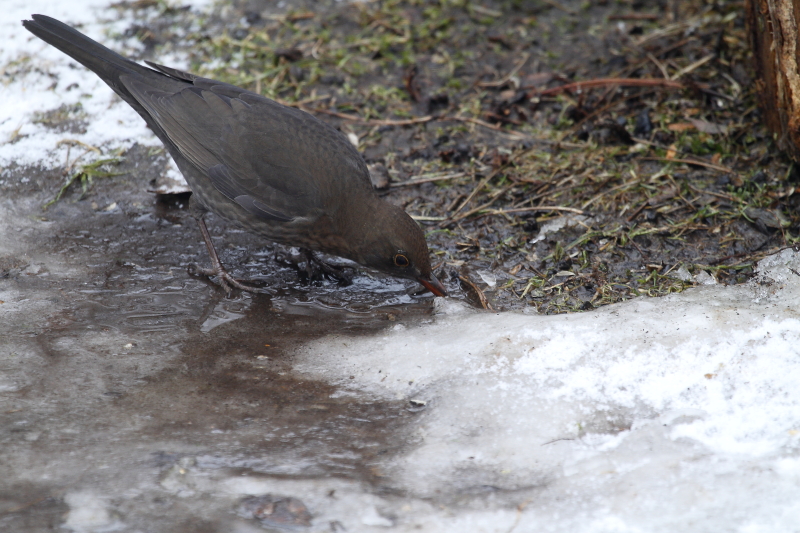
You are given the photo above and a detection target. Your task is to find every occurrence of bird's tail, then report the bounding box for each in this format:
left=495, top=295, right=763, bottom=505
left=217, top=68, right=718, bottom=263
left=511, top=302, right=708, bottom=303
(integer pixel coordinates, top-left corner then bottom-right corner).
left=22, top=14, right=158, bottom=109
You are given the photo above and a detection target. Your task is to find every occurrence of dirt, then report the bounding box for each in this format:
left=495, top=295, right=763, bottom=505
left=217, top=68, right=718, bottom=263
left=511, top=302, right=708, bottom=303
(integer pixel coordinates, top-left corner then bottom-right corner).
left=61, top=0, right=792, bottom=313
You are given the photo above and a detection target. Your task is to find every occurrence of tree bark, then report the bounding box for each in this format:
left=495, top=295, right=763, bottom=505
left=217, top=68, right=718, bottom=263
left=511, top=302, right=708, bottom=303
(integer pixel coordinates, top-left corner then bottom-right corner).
left=746, top=0, right=800, bottom=160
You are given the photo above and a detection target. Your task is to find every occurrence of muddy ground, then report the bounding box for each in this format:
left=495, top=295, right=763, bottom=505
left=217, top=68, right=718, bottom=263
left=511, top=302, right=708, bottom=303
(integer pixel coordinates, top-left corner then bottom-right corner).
left=14, top=0, right=799, bottom=313
left=153, top=0, right=796, bottom=311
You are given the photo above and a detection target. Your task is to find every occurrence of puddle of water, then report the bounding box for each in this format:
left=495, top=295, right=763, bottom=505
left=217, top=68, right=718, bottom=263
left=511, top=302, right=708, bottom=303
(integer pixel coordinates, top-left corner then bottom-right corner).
left=1, top=170, right=445, bottom=532
left=198, top=295, right=252, bottom=333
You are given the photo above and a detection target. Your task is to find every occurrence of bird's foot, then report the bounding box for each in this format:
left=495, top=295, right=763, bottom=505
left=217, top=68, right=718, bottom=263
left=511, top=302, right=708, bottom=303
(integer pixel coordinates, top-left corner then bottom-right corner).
left=276, top=249, right=353, bottom=286
left=187, top=263, right=262, bottom=295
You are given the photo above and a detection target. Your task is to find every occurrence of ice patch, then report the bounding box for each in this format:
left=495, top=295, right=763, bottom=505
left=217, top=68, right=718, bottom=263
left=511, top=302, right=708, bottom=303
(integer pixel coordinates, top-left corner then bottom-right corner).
left=293, top=249, right=800, bottom=530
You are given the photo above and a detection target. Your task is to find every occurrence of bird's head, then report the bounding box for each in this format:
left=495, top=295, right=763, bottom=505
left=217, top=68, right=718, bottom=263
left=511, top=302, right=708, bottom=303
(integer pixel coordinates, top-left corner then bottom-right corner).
left=356, top=203, right=447, bottom=297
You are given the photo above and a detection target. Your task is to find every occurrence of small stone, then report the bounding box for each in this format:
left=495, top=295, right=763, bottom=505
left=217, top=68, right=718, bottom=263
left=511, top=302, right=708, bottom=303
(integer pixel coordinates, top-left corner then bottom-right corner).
left=238, top=495, right=312, bottom=528
left=368, top=163, right=391, bottom=190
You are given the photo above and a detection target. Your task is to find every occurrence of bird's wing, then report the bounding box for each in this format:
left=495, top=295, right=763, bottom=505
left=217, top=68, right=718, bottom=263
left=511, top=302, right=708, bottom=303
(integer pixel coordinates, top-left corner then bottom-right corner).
left=122, top=75, right=363, bottom=222
left=144, top=61, right=200, bottom=83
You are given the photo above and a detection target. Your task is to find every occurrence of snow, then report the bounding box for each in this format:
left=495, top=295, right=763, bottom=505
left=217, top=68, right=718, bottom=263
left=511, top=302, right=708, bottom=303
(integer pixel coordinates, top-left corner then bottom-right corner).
left=0, top=0, right=208, bottom=175
left=293, top=249, right=800, bottom=531
left=3, top=1, right=800, bottom=531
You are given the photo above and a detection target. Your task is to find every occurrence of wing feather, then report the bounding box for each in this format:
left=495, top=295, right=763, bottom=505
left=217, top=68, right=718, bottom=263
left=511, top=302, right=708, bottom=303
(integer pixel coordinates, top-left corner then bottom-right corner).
left=120, top=73, right=372, bottom=223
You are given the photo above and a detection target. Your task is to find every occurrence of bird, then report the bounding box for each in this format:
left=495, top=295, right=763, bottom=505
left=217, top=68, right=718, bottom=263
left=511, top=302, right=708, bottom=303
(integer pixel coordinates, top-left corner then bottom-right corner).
left=22, top=14, right=447, bottom=297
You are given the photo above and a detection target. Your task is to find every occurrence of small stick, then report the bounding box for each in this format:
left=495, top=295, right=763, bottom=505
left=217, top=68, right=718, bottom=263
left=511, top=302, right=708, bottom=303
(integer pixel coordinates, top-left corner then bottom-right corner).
left=477, top=53, right=530, bottom=88
left=56, top=139, right=101, bottom=153
left=640, top=156, right=734, bottom=174
left=488, top=206, right=586, bottom=216
left=537, top=77, right=683, bottom=96
left=671, top=54, right=714, bottom=79
left=459, top=275, right=493, bottom=310
left=626, top=202, right=649, bottom=222
left=449, top=184, right=516, bottom=223
left=608, top=13, right=659, bottom=21
left=303, top=106, right=434, bottom=126
left=685, top=183, right=746, bottom=204
left=390, top=172, right=468, bottom=188
left=450, top=116, right=530, bottom=140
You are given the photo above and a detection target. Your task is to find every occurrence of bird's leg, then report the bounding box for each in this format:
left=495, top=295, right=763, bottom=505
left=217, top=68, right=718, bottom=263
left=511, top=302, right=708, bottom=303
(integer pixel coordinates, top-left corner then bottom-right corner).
left=188, top=215, right=259, bottom=294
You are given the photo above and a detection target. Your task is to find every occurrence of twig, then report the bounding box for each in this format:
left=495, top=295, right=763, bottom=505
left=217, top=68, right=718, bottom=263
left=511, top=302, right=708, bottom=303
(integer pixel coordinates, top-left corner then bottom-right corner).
left=295, top=107, right=587, bottom=148
left=448, top=184, right=516, bottom=223
left=634, top=20, right=693, bottom=47
left=647, top=53, right=670, bottom=80
left=666, top=173, right=697, bottom=213
left=506, top=499, right=534, bottom=533
left=640, top=156, right=734, bottom=174
left=363, top=115, right=434, bottom=126
left=559, top=89, right=652, bottom=141
left=56, top=139, right=101, bottom=154
left=608, top=13, right=659, bottom=21
left=477, top=53, right=530, bottom=88
left=302, top=106, right=434, bottom=126
left=451, top=116, right=530, bottom=140
left=511, top=183, right=582, bottom=208
left=262, top=11, right=315, bottom=22
left=582, top=179, right=640, bottom=210
left=488, top=206, right=586, bottom=216
left=410, top=215, right=446, bottom=221
left=671, top=54, right=714, bottom=79
left=626, top=201, right=649, bottom=222
left=537, top=77, right=683, bottom=96
left=632, top=137, right=740, bottom=175
left=459, top=275, right=493, bottom=310
left=684, top=183, right=746, bottom=204
left=592, top=38, right=695, bottom=106
left=390, top=172, right=469, bottom=188
left=452, top=172, right=499, bottom=216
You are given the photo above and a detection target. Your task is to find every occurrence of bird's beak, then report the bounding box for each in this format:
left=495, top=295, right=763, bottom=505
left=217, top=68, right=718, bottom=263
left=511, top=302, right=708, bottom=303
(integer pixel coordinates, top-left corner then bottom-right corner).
left=418, top=273, right=447, bottom=297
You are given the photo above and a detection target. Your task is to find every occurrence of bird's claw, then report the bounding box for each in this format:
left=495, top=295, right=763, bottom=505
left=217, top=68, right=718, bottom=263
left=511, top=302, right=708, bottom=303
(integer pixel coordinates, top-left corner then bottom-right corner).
left=187, top=262, right=261, bottom=295
left=276, top=249, right=352, bottom=285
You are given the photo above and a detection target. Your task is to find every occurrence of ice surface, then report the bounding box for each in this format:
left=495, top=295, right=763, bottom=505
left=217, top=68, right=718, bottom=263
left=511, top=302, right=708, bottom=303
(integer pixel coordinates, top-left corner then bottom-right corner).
left=294, top=249, right=800, bottom=531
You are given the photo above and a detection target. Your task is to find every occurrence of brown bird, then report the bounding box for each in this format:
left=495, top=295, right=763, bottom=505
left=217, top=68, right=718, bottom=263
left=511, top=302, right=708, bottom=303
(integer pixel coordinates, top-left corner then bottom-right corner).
left=23, top=14, right=447, bottom=297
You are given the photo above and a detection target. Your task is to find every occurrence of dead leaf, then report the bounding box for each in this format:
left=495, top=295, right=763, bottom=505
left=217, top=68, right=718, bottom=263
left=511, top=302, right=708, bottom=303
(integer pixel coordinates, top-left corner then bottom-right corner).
left=688, top=118, right=728, bottom=134
left=668, top=122, right=695, bottom=132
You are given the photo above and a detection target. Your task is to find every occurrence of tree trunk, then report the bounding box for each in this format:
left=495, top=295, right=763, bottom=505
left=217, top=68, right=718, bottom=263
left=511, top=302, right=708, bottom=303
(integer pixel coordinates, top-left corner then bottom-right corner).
left=746, top=0, right=800, bottom=160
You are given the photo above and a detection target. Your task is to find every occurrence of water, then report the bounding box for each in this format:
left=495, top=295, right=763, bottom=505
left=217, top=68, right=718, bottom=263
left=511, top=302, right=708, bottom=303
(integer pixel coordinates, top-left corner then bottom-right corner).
left=0, top=163, right=437, bottom=532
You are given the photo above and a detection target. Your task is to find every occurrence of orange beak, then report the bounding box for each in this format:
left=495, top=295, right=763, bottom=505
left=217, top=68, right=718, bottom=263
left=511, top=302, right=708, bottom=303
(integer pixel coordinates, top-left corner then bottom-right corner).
left=418, top=273, right=447, bottom=297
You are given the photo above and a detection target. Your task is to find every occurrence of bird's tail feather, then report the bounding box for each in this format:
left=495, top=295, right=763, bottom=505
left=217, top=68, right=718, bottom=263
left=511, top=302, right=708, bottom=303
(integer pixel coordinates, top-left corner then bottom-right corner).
left=22, top=14, right=189, bottom=145
left=22, top=14, right=149, bottom=90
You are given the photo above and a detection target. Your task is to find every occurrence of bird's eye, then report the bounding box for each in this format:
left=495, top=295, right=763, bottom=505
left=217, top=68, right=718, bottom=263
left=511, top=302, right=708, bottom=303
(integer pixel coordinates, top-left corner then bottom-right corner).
left=393, top=254, right=410, bottom=267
